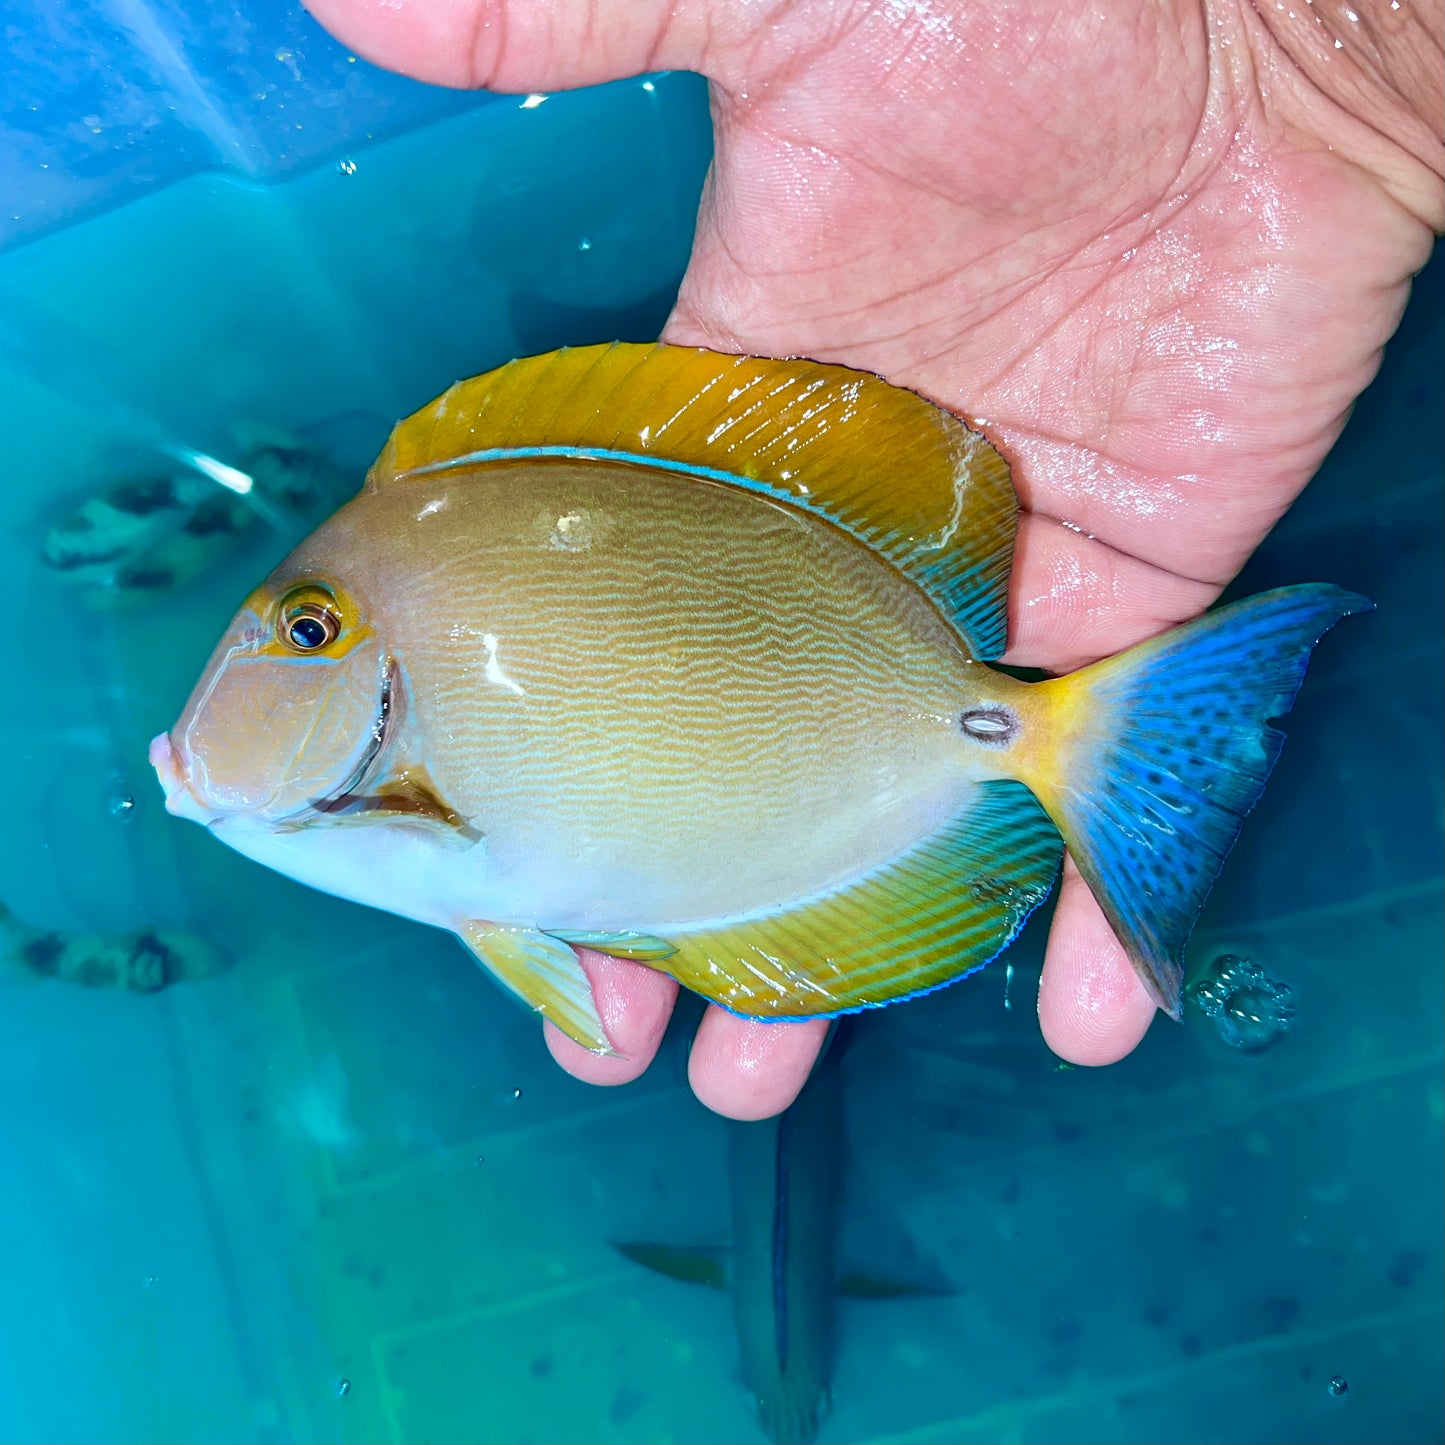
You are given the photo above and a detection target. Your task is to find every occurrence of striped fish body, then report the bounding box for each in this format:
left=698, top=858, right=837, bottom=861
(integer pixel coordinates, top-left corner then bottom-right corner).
left=153, top=344, right=1368, bottom=1052
left=277, top=459, right=986, bottom=931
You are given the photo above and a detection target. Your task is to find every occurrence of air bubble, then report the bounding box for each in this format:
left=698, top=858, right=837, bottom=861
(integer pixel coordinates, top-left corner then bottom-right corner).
left=337, top=158, right=357, bottom=176
left=109, top=793, right=137, bottom=819
left=336, top=1378, right=351, bottom=1398
left=1189, top=954, right=1295, bottom=1053
left=1327, top=1375, right=1348, bottom=1398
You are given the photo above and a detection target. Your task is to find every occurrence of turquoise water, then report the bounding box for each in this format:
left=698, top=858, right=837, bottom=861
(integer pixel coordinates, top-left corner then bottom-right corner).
left=0, top=46, right=1440, bottom=1445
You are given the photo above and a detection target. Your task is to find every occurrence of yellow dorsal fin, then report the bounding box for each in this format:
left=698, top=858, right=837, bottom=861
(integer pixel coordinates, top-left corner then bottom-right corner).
left=371, top=343, right=1018, bottom=659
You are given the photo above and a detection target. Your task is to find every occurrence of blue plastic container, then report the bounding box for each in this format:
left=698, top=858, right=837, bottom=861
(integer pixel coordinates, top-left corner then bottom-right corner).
left=0, top=5, right=1439, bottom=1443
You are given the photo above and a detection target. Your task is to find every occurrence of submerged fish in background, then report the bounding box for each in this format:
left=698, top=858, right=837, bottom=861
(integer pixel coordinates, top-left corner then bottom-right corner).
left=0, top=903, right=229, bottom=992
left=150, top=344, right=1368, bottom=1049
left=617, top=1023, right=929, bottom=1444
left=42, top=429, right=353, bottom=609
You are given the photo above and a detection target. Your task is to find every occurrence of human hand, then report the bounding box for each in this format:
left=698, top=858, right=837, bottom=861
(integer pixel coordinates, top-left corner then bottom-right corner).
left=305, top=0, right=1442, bottom=1118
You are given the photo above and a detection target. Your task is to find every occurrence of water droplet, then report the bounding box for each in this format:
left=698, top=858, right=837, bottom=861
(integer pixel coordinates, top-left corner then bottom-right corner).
left=109, top=793, right=136, bottom=820
left=1327, top=1375, right=1349, bottom=1398
left=337, top=158, right=357, bottom=176
left=1188, top=954, right=1295, bottom=1053
left=336, top=1378, right=351, bottom=1398
left=577, top=236, right=593, bottom=252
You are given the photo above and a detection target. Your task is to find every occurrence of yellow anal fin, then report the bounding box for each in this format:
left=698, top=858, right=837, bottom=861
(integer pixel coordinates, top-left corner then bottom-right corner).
left=661, top=781, right=1062, bottom=1019
left=371, top=343, right=1018, bottom=660
left=458, top=923, right=617, bottom=1055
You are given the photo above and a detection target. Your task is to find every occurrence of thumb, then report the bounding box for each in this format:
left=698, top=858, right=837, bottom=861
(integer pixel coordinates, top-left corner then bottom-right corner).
left=303, top=0, right=718, bottom=93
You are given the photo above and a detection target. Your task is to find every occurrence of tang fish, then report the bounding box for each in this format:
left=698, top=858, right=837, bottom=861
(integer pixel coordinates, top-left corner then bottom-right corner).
left=1, top=903, right=229, bottom=992
left=43, top=431, right=353, bottom=609
left=150, top=344, right=1368, bottom=1051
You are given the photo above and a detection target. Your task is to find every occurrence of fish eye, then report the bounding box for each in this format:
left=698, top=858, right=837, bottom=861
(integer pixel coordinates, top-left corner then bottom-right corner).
left=286, top=609, right=335, bottom=650
left=278, top=587, right=342, bottom=652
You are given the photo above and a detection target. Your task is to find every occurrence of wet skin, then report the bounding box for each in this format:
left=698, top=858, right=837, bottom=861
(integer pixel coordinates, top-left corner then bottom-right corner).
left=303, top=0, right=1442, bottom=1119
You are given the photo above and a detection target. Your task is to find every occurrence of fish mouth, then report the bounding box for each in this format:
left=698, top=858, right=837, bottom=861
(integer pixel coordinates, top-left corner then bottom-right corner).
left=151, top=731, right=214, bottom=824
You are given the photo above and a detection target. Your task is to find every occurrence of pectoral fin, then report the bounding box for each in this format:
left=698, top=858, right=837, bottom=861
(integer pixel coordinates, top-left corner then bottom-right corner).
left=319, top=762, right=481, bottom=844
left=458, top=923, right=617, bottom=1056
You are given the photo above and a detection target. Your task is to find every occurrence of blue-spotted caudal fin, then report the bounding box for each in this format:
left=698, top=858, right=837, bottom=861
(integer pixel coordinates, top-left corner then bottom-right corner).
left=1017, top=585, right=1371, bottom=1019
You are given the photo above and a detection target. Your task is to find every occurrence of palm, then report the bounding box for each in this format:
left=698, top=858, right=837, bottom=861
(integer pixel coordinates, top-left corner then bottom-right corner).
left=666, top=2, right=1424, bottom=668
left=307, top=0, right=1437, bottom=1116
